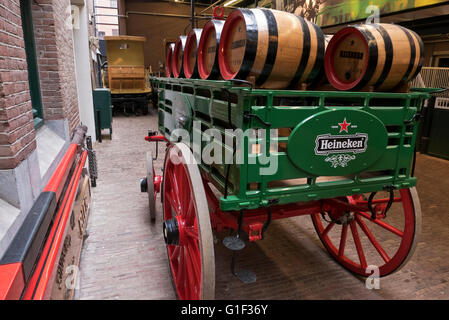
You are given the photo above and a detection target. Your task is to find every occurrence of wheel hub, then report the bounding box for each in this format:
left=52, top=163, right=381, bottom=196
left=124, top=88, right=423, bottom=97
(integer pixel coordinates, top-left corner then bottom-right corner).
left=338, top=212, right=354, bottom=225
left=163, top=217, right=180, bottom=245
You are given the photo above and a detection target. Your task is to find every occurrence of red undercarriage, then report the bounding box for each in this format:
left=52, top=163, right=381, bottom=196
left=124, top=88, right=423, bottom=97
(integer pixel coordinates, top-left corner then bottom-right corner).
left=147, top=136, right=389, bottom=243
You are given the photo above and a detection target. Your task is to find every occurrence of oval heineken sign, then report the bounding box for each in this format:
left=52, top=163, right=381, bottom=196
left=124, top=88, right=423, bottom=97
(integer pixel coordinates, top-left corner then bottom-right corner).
left=287, top=109, right=388, bottom=176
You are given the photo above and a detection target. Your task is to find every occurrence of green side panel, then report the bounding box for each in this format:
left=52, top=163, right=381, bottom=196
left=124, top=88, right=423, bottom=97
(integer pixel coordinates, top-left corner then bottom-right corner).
left=151, top=77, right=429, bottom=211
left=92, top=89, right=113, bottom=130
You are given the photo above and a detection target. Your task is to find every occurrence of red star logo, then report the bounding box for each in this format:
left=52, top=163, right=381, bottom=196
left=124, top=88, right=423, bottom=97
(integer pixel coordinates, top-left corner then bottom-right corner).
left=338, top=118, right=351, bottom=133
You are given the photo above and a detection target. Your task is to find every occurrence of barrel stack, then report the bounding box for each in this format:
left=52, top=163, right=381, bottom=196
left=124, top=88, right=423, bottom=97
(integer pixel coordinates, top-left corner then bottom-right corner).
left=163, top=8, right=424, bottom=92
left=198, top=19, right=225, bottom=80
left=218, top=8, right=325, bottom=89
left=325, top=23, right=424, bottom=91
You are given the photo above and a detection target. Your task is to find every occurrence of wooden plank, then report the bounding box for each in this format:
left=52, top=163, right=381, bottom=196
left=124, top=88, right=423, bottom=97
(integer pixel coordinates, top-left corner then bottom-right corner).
left=50, top=174, right=91, bottom=300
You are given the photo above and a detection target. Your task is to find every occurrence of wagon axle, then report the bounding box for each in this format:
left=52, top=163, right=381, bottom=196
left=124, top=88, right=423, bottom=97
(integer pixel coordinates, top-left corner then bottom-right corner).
left=163, top=218, right=180, bottom=246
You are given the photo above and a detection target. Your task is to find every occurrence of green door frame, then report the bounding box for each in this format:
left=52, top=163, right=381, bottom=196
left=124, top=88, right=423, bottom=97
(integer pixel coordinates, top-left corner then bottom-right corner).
left=20, top=0, right=44, bottom=129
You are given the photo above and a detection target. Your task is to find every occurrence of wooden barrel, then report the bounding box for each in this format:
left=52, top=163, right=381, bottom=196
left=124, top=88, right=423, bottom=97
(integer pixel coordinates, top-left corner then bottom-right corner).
left=183, top=29, right=203, bottom=79
left=218, top=8, right=325, bottom=89
left=172, top=35, right=187, bottom=78
left=198, top=19, right=225, bottom=80
left=325, top=23, right=424, bottom=91
left=165, top=43, right=175, bottom=77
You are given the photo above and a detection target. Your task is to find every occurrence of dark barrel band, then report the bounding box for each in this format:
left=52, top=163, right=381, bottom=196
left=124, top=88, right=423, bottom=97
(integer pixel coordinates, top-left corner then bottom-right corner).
left=353, top=26, right=378, bottom=90
left=307, top=22, right=325, bottom=84
left=236, top=9, right=258, bottom=80
left=410, top=30, right=424, bottom=80
left=289, top=16, right=311, bottom=87
left=256, top=9, right=278, bottom=86
left=373, top=24, right=393, bottom=89
left=399, top=26, right=416, bottom=82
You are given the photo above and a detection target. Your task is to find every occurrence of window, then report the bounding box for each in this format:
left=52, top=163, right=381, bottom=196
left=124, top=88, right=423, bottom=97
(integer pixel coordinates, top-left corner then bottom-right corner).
left=20, top=0, right=44, bottom=129
left=94, top=0, right=119, bottom=37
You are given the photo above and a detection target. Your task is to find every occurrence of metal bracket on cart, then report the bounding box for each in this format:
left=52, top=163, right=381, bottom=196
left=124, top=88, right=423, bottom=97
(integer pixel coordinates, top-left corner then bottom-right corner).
left=145, top=130, right=169, bottom=161
left=223, top=209, right=257, bottom=284
left=404, top=112, right=422, bottom=125
left=368, top=185, right=396, bottom=220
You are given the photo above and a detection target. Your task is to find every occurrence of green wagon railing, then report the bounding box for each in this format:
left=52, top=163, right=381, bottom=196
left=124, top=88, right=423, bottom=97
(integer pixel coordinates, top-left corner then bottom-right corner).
left=152, top=77, right=430, bottom=211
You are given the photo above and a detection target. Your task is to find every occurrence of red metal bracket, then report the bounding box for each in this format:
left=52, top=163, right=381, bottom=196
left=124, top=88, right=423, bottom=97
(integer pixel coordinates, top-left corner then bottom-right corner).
left=145, top=135, right=168, bottom=143
left=248, top=222, right=264, bottom=242
left=213, top=6, right=224, bottom=20
left=154, top=175, right=162, bottom=193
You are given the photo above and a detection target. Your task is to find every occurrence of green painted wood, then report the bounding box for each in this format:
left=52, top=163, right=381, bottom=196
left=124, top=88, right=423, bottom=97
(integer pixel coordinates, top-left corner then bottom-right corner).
left=151, top=77, right=428, bottom=211
left=92, top=89, right=113, bottom=130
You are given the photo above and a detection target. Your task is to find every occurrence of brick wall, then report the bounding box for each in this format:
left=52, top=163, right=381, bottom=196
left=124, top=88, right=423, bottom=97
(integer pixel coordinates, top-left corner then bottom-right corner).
left=32, top=0, right=80, bottom=135
left=0, top=0, right=36, bottom=170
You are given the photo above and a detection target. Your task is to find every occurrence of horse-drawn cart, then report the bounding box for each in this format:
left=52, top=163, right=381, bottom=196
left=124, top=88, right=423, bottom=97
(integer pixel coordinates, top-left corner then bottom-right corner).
left=141, top=77, right=430, bottom=299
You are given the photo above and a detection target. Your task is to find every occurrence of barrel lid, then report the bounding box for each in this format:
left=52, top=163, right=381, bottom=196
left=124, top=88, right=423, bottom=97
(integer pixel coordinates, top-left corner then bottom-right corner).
left=172, top=36, right=187, bottom=78
left=198, top=20, right=224, bottom=80
left=325, top=27, right=370, bottom=91
left=184, top=29, right=202, bottom=79
left=218, top=9, right=247, bottom=80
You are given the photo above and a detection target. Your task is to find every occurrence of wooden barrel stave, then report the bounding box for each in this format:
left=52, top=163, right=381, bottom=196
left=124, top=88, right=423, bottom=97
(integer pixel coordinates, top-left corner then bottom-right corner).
left=218, top=8, right=325, bottom=89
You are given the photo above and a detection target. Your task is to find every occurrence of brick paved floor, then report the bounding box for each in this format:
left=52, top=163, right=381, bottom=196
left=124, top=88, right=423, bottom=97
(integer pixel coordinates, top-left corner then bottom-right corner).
left=78, top=109, right=449, bottom=300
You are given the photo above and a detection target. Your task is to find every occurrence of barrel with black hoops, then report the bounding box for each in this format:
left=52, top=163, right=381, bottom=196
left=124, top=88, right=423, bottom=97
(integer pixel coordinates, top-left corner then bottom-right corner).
left=183, top=28, right=202, bottom=79
left=198, top=19, right=224, bottom=80
left=218, top=8, right=325, bottom=89
left=172, top=35, right=187, bottom=78
left=325, top=23, right=424, bottom=91
left=165, top=43, right=175, bottom=77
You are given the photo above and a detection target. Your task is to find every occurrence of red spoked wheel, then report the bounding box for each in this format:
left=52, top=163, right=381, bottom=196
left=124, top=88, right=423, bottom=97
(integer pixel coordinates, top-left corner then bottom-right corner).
left=311, top=187, right=421, bottom=277
left=162, top=143, right=215, bottom=300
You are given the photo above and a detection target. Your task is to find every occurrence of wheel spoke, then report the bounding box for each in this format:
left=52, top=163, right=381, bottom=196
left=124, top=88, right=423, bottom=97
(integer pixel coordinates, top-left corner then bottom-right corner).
left=355, top=216, right=391, bottom=263
left=322, top=221, right=335, bottom=237
left=358, top=211, right=404, bottom=237
left=174, top=165, right=186, bottom=206
left=170, top=246, right=180, bottom=261
left=167, top=190, right=181, bottom=216
left=177, top=247, right=186, bottom=292
left=350, top=222, right=367, bottom=270
left=184, top=246, right=197, bottom=298
left=338, top=225, right=348, bottom=257
left=183, top=200, right=195, bottom=225
left=185, top=242, right=201, bottom=290
left=168, top=167, right=182, bottom=211
left=184, top=226, right=199, bottom=241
